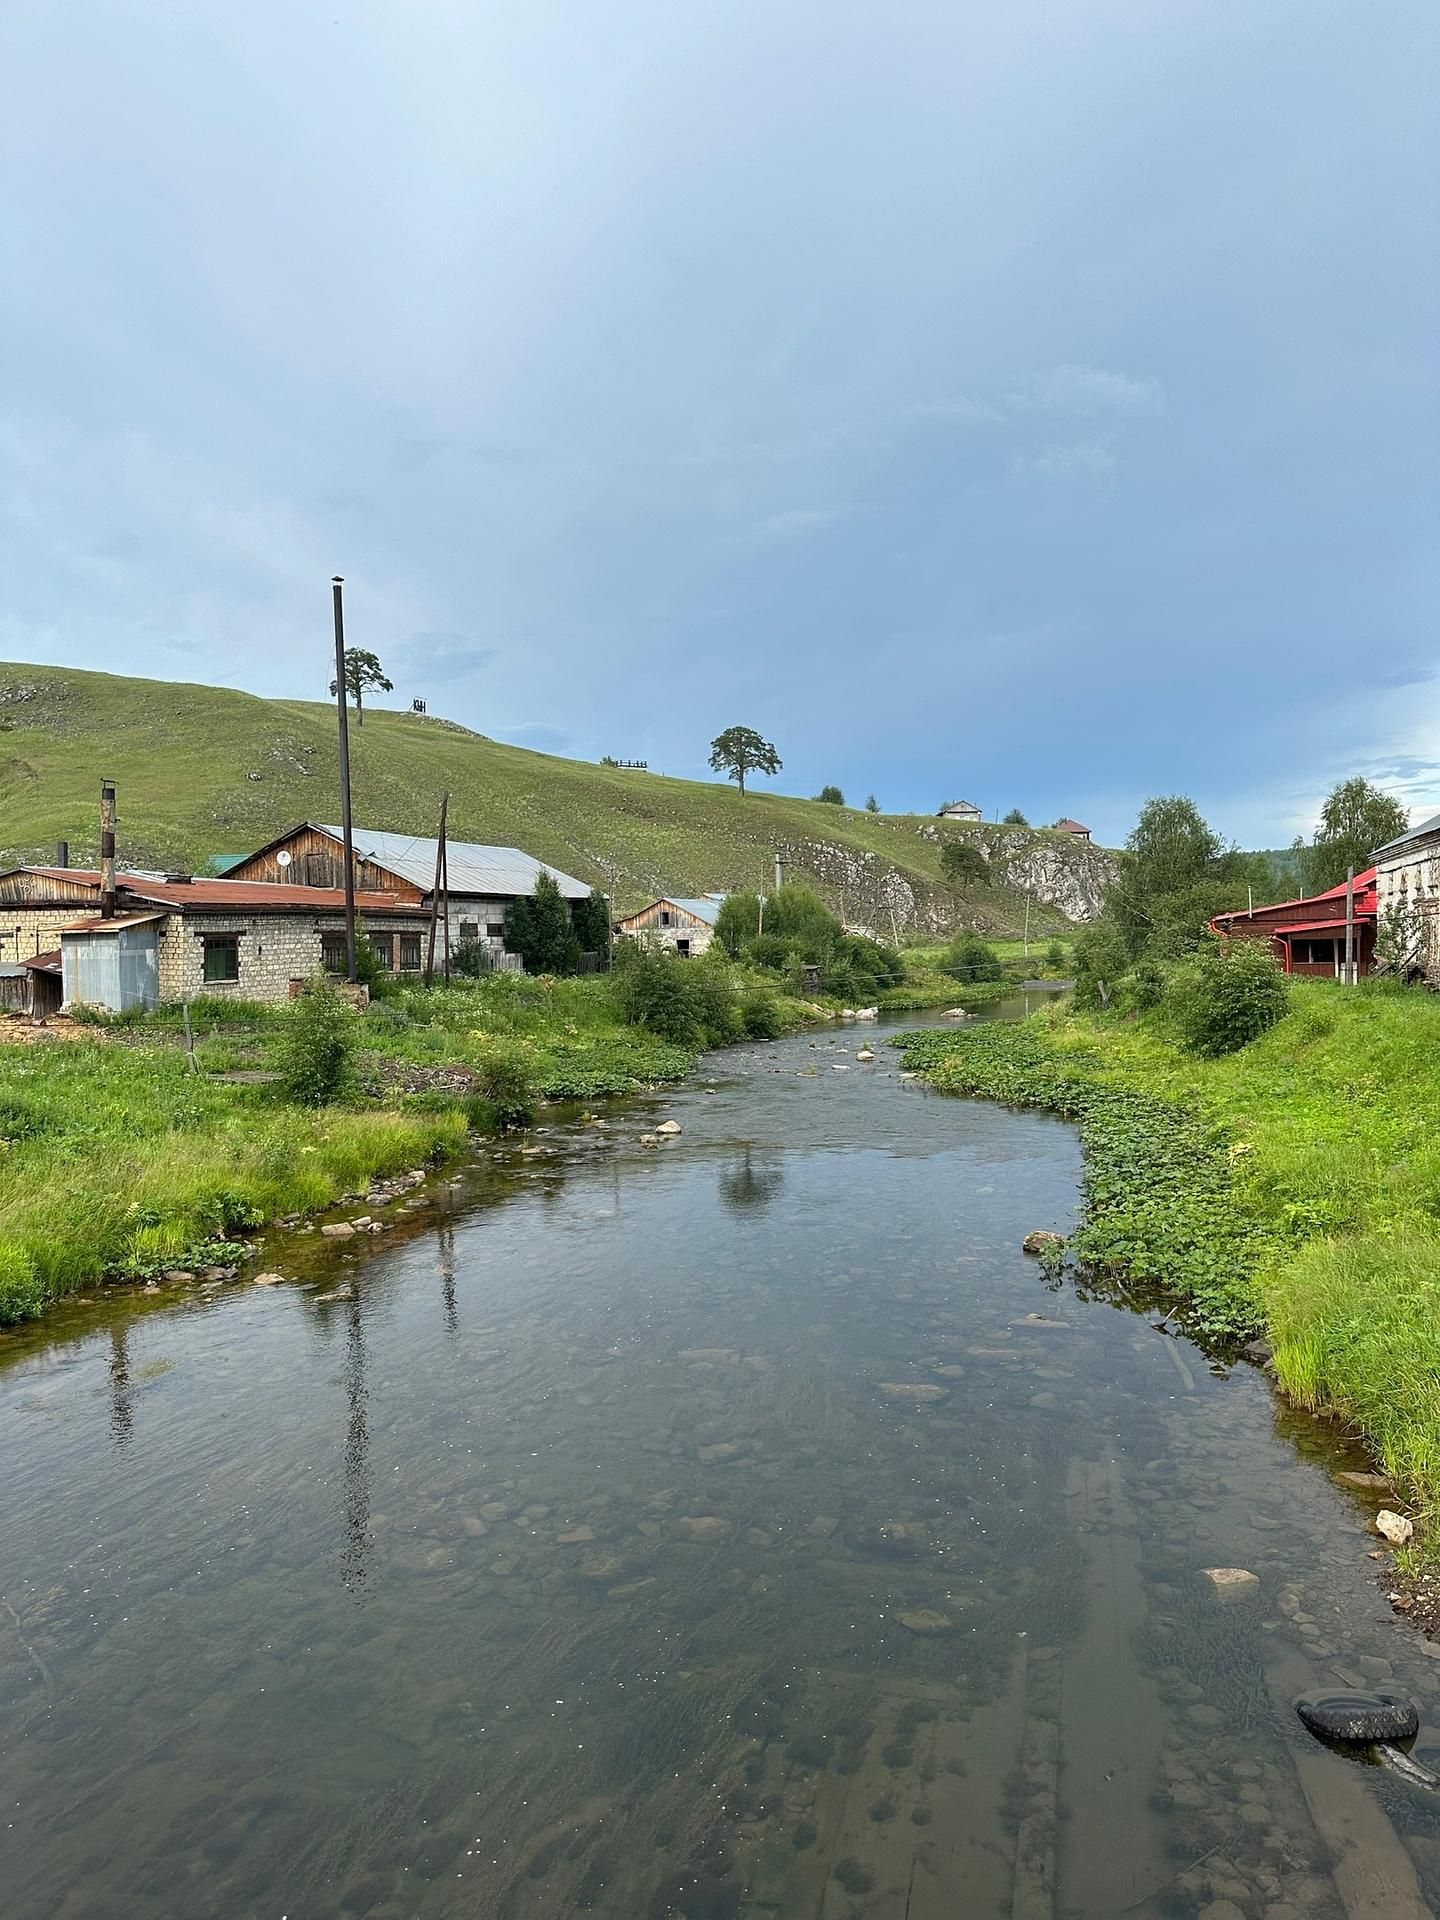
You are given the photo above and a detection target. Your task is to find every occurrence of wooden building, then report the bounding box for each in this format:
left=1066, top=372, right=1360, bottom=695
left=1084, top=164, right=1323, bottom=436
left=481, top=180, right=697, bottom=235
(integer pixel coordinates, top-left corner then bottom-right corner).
left=228, top=823, right=590, bottom=964
left=937, top=800, right=982, bottom=822
left=616, top=895, right=726, bottom=958
left=1053, top=818, right=1092, bottom=841
left=1210, top=869, right=1377, bottom=977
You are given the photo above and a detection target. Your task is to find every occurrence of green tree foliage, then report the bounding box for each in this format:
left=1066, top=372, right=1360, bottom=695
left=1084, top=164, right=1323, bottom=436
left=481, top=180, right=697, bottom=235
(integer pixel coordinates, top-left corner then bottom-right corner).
left=471, top=1038, right=538, bottom=1127
left=339, top=647, right=392, bottom=726
left=735, top=883, right=901, bottom=999
left=503, top=872, right=582, bottom=975
left=1106, top=796, right=1239, bottom=961
left=451, top=936, right=488, bottom=979
left=943, top=932, right=1003, bottom=983
left=762, top=883, right=839, bottom=953
left=611, top=945, right=741, bottom=1046
left=570, top=889, right=613, bottom=968
left=1295, top=777, right=1408, bottom=895
left=1044, top=938, right=1066, bottom=970
left=276, top=978, right=357, bottom=1105
left=939, top=840, right=990, bottom=890
left=1002, top=808, right=1029, bottom=826
left=1071, top=922, right=1131, bottom=1012
left=865, top=794, right=880, bottom=813
left=1171, top=939, right=1289, bottom=1057
left=714, top=891, right=762, bottom=958
left=814, top=785, right=845, bottom=805
left=709, top=725, right=782, bottom=798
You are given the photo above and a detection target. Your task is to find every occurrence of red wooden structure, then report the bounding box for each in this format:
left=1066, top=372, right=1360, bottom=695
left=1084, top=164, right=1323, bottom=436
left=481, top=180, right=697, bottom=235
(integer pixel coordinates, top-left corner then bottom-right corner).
left=1210, top=869, right=1377, bottom=977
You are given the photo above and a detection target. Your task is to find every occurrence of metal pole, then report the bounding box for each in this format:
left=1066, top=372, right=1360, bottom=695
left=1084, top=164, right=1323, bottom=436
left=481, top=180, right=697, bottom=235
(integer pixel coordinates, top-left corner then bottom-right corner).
left=332, top=577, right=358, bottom=983
left=440, top=813, right=451, bottom=984
left=1345, top=865, right=1356, bottom=985
left=99, top=779, right=117, bottom=919
left=1023, top=895, right=1030, bottom=958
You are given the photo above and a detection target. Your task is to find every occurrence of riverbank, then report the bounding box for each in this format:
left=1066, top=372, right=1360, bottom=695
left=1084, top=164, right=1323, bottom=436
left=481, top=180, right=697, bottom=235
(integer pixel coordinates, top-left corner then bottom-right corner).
left=895, top=982, right=1440, bottom=1562
left=0, top=970, right=828, bottom=1323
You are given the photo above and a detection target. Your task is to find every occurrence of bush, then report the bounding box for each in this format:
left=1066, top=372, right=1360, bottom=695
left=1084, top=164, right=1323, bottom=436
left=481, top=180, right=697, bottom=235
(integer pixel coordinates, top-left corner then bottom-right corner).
left=1171, top=939, right=1289, bottom=1057
left=815, top=785, right=845, bottom=805
left=0, top=1242, right=44, bottom=1322
left=504, top=872, right=582, bottom=975
left=689, top=953, right=743, bottom=1044
left=748, top=933, right=799, bottom=973
left=275, top=978, right=358, bottom=1105
left=612, top=947, right=740, bottom=1046
left=943, top=932, right=1003, bottom=983
left=1127, top=960, right=1167, bottom=1011
left=1044, top=939, right=1066, bottom=970
left=739, top=989, right=783, bottom=1038
left=571, top=890, right=613, bottom=968
left=1072, top=923, right=1130, bottom=1012
left=472, top=1039, right=538, bottom=1127
left=841, top=934, right=904, bottom=988
left=451, top=936, right=489, bottom=979
left=714, top=891, right=763, bottom=958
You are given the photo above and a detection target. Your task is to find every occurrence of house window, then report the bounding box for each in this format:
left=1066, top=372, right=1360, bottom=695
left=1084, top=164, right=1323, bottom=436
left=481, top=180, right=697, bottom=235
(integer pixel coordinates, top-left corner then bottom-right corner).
left=676, top=938, right=691, bottom=958
left=459, top=920, right=479, bottom=943
left=660, top=909, right=672, bottom=927
left=368, top=933, right=394, bottom=971
left=322, top=931, right=349, bottom=975
left=202, top=934, right=240, bottom=984
left=399, top=934, right=423, bottom=973
left=486, top=923, right=504, bottom=940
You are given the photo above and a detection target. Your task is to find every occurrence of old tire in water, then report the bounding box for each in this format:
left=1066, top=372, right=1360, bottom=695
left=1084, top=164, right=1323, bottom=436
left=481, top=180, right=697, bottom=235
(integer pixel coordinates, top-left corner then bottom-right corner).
left=1297, top=1693, right=1420, bottom=1748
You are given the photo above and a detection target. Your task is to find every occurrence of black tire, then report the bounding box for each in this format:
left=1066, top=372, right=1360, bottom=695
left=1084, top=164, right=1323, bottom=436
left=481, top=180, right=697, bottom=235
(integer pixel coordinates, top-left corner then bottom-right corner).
left=1296, top=1693, right=1420, bottom=1748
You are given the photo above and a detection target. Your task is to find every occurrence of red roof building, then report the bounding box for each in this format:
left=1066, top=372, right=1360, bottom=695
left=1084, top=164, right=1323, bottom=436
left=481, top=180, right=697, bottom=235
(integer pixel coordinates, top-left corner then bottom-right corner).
left=1210, top=869, right=1377, bottom=977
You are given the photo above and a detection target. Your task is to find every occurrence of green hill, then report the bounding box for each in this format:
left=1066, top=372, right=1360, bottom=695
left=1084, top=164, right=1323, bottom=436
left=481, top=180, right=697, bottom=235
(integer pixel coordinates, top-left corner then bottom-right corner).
left=0, top=663, right=1114, bottom=935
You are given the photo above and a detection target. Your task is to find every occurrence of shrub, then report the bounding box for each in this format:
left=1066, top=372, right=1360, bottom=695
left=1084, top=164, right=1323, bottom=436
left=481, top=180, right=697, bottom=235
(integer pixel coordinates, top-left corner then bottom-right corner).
left=1072, top=923, right=1130, bottom=1012
left=1171, top=939, right=1289, bottom=1057
left=0, top=1242, right=44, bottom=1322
left=689, top=953, right=743, bottom=1044
left=739, top=989, right=783, bottom=1039
left=1126, top=960, right=1167, bottom=1011
left=814, top=785, right=845, bottom=805
left=748, top=933, right=799, bottom=973
left=472, top=1038, right=538, bottom=1127
left=611, top=947, right=706, bottom=1045
left=714, top=891, right=763, bottom=958
left=1044, top=938, right=1066, bottom=970
left=274, top=978, right=358, bottom=1105
left=504, top=872, right=582, bottom=975
left=842, top=934, right=903, bottom=987
left=451, top=936, right=489, bottom=979
left=943, top=932, right=1003, bottom=983
left=571, top=890, right=613, bottom=968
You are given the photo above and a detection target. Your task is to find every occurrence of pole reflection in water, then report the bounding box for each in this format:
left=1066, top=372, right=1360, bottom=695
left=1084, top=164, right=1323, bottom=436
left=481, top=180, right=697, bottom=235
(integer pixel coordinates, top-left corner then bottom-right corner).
left=437, top=1223, right=458, bottom=1335
left=718, top=1145, right=784, bottom=1215
left=108, top=1324, right=133, bottom=1451
left=340, top=1291, right=372, bottom=1595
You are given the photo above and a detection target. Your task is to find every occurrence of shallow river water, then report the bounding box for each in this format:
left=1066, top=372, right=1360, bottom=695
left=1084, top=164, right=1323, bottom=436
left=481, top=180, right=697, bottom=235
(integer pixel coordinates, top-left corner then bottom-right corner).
left=2, top=1009, right=1439, bottom=1919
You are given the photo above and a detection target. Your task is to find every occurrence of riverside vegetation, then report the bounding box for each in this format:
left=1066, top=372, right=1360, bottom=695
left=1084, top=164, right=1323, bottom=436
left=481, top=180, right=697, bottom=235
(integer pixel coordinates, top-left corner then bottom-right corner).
left=900, top=781, right=1440, bottom=1558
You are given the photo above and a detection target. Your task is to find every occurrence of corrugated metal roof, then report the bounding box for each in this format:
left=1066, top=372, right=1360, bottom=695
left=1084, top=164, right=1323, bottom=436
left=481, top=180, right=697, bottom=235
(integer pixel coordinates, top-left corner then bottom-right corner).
left=321, top=826, right=591, bottom=900
left=1375, top=811, right=1440, bottom=857
left=665, top=897, right=726, bottom=926
left=10, top=868, right=424, bottom=916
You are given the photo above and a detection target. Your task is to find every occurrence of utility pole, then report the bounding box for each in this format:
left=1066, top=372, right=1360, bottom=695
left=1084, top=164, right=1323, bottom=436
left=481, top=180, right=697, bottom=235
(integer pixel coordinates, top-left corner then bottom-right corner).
left=1022, top=895, right=1030, bottom=959
left=425, top=791, right=449, bottom=985
left=331, top=577, right=358, bottom=983
left=1345, top=865, right=1356, bottom=985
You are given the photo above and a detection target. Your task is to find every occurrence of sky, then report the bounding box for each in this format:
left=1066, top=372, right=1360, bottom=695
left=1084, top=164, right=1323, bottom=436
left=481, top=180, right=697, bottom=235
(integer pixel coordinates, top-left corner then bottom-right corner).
left=2, top=1, right=1436, bottom=848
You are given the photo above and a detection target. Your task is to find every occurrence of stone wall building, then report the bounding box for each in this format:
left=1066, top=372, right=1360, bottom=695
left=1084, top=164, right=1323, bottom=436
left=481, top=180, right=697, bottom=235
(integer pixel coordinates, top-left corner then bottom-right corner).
left=1374, top=812, right=1440, bottom=982
left=616, top=895, right=725, bottom=957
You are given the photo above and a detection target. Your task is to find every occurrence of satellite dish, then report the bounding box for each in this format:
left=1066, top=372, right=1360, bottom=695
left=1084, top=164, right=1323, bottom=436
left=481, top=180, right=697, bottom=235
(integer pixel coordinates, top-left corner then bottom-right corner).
left=276, top=850, right=292, bottom=868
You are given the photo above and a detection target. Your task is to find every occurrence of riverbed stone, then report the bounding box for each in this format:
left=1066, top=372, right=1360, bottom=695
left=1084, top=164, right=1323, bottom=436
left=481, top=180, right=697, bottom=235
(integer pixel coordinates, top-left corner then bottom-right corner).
left=252, top=1272, right=285, bottom=1286
left=896, top=1609, right=952, bottom=1634
left=1021, top=1230, right=1065, bottom=1255
left=655, top=1120, right=682, bottom=1136
left=320, top=1223, right=355, bottom=1239
left=678, top=1515, right=728, bottom=1540
left=879, top=1382, right=946, bottom=1404
left=1377, top=1509, right=1415, bottom=1545
left=1202, top=1567, right=1260, bottom=1601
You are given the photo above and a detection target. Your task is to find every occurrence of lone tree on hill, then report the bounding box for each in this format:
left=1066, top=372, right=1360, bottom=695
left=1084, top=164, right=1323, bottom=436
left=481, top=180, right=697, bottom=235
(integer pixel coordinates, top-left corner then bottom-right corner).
left=333, top=648, right=393, bottom=726
left=709, top=726, right=781, bottom=799
left=1002, top=808, right=1029, bottom=826
left=865, top=794, right=880, bottom=813
left=815, top=785, right=845, bottom=805
left=1295, top=777, right=1408, bottom=895
left=940, top=840, right=990, bottom=892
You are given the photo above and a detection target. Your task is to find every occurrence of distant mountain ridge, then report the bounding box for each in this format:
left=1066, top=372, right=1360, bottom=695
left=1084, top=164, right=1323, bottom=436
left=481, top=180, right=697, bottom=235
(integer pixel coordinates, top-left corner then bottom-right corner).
left=0, top=663, right=1117, bottom=934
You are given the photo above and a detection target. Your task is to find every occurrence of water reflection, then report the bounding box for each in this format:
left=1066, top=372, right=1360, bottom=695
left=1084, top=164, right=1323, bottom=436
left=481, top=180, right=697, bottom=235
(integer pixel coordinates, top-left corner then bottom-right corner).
left=108, top=1323, right=133, bottom=1450
left=717, top=1145, right=785, bottom=1215
left=436, top=1222, right=458, bottom=1335
left=340, top=1291, right=373, bottom=1595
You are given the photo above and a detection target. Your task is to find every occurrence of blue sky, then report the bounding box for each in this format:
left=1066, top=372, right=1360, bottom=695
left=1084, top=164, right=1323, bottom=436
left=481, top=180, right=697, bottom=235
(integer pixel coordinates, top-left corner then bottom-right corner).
left=2, top=2, right=1436, bottom=847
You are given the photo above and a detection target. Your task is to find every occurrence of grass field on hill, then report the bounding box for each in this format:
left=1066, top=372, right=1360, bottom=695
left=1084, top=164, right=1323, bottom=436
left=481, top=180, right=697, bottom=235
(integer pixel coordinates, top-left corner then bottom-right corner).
left=0, top=662, right=1100, bottom=934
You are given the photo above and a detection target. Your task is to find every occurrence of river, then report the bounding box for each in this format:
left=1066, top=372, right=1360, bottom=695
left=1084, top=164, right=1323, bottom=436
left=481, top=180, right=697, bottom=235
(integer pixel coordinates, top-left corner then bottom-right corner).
left=1, top=1006, right=1437, bottom=1918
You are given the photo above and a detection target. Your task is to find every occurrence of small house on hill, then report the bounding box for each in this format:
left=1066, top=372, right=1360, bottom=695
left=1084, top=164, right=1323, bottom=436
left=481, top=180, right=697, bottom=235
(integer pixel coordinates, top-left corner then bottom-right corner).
left=1053, top=818, right=1092, bottom=841
left=227, top=823, right=592, bottom=964
left=617, top=895, right=726, bottom=958
left=0, top=865, right=433, bottom=1011
left=1210, top=870, right=1377, bottom=977
left=937, top=800, right=982, bottom=822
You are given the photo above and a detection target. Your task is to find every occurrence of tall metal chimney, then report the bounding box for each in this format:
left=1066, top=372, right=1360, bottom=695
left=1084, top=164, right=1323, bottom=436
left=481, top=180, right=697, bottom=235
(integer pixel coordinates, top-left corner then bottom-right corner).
left=774, top=853, right=784, bottom=893
left=99, top=780, right=117, bottom=919
left=54, top=839, right=68, bottom=870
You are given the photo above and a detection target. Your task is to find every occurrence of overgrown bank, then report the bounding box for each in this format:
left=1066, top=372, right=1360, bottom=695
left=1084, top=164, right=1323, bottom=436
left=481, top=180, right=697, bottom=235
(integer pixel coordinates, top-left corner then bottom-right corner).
left=896, top=983, right=1440, bottom=1539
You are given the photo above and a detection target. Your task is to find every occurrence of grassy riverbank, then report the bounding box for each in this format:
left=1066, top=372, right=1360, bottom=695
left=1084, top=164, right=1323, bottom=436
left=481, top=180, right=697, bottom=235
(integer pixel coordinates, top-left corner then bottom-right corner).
left=897, top=982, right=1440, bottom=1531
left=0, top=969, right=817, bottom=1324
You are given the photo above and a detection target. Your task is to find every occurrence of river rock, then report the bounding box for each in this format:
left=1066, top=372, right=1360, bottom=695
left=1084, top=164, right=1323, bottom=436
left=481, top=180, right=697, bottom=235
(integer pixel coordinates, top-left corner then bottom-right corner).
left=698, top=1442, right=743, bottom=1463
left=880, top=1383, right=946, bottom=1404
left=320, top=1222, right=356, bottom=1238
left=639, top=1134, right=660, bottom=1149
left=252, top=1272, right=285, bottom=1286
left=1377, top=1510, right=1415, bottom=1545
left=1202, top=1567, right=1260, bottom=1601
left=678, top=1515, right=729, bottom=1540
left=1021, top=1231, right=1065, bottom=1256
left=1336, top=1470, right=1390, bottom=1492
left=655, top=1120, right=682, bottom=1136
left=896, top=1609, right=952, bottom=1635
left=1014, top=1313, right=1069, bottom=1329
left=856, top=1048, right=875, bottom=1062
left=556, top=1526, right=594, bottom=1544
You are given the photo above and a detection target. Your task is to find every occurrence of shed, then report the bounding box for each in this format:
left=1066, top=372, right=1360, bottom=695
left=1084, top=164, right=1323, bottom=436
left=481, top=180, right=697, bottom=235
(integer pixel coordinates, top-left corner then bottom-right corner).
left=1053, top=819, right=1092, bottom=841
left=62, top=914, right=164, bottom=1013
left=616, top=895, right=726, bottom=958
left=937, top=800, right=982, bottom=822
left=1210, top=870, right=1377, bottom=978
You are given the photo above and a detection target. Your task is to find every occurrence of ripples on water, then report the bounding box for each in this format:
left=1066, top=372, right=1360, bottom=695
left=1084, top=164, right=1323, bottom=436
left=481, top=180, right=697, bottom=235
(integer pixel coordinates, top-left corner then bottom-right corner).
left=0, top=1016, right=1436, bottom=1917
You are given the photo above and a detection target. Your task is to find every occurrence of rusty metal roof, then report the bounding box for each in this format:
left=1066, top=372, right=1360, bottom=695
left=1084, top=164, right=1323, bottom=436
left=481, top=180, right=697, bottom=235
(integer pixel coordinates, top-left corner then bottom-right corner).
left=14, top=867, right=424, bottom=916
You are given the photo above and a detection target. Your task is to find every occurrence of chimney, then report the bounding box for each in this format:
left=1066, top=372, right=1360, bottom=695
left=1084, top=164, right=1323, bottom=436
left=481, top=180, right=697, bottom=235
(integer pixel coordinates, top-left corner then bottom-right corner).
left=774, top=853, right=784, bottom=893
left=100, top=780, right=117, bottom=919
left=54, top=839, right=68, bottom=870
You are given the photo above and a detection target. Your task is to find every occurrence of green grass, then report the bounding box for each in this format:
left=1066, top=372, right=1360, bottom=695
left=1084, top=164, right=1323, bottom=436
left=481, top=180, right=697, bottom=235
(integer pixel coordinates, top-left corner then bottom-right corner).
left=0, top=661, right=1103, bottom=933
left=896, top=980, right=1440, bottom=1534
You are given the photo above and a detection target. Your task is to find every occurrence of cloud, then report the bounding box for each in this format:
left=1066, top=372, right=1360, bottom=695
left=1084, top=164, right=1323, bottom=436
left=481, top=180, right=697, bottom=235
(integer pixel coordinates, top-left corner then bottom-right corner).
left=1012, top=441, right=1117, bottom=487
left=1011, top=365, right=1164, bottom=417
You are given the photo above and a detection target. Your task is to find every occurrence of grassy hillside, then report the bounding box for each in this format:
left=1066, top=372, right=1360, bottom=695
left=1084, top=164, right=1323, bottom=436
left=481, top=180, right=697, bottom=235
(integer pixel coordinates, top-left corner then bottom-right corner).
left=0, top=663, right=1112, bottom=932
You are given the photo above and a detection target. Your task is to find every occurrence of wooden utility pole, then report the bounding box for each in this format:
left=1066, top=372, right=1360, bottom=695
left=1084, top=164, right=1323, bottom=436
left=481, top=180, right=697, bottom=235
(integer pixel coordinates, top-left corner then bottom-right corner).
left=425, top=792, right=449, bottom=984
left=331, top=577, right=358, bottom=982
